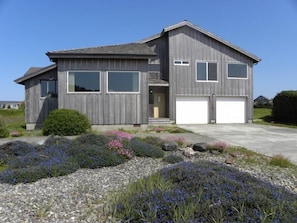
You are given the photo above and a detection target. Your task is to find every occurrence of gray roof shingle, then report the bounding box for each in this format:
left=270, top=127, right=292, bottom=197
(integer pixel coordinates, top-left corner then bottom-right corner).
left=15, top=64, right=57, bottom=84
left=47, top=43, right=156, bottom=60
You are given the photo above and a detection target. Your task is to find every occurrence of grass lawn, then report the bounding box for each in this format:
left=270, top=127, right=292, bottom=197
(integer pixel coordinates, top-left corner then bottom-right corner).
left=0, top=109, right=41, bottom=137
left=253, top=108, right=272, bottom=124
left=253, top=108, right=297, bottom=128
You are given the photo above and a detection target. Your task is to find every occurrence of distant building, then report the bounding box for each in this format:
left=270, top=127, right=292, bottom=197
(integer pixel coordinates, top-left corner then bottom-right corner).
left=254, top=96, right=272, bottom=108
left=0, top=101, right=22, bottom=109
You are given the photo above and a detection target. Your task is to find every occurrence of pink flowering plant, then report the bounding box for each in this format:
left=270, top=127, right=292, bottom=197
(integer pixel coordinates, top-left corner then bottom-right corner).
left=10, top=131, right=22, bottom=137
left=105, top=130, right=133, bottom=141
left=106, top=131, right=134, bottom=159
left=208, top=141, right=228, bottom=153
left=108, top=139, right=123, bottom=150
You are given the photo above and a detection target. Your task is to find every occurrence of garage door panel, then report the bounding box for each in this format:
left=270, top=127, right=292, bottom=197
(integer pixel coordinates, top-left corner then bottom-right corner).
left=176, top=97, right=209, bottom=124
left=216, top=97, right=246, bottom=124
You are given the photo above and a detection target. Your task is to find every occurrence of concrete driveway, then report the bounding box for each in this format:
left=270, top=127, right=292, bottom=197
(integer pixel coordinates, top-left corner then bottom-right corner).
left=178, top=124, right=297, bottom=164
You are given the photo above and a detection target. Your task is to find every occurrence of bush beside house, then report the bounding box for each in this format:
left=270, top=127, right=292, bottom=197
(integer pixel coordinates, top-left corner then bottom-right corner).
left=42, top=109, right=91, bottom=136
left=272, top=91, right=297, bottom=124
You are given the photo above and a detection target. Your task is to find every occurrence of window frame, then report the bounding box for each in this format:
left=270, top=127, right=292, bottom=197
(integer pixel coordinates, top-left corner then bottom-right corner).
left=227, top=63, right=248, bottom=79
left=40, top=79, right=58, bottom=98
left=67, top=71, right=101, bottom=93
left=196, top=61, right=218, bottom=82
left=107, top=71, right=141, bottom=94
left=174, top=59, right=190, bottom=66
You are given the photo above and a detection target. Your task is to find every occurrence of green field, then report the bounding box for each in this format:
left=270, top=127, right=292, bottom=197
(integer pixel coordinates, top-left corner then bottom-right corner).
left=0, top=109, right=41, bottom=136
left=253, top=108, right=272, bottom=124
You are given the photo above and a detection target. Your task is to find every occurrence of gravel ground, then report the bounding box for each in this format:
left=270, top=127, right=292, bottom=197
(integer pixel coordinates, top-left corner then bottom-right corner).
left=0, top=151, right=296, bottom=223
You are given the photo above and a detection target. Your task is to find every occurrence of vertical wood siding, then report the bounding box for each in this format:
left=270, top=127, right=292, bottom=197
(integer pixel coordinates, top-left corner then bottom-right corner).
left=166, top=26, right=255, bottom=122
left=146, top=35, right=169, bottom=81
left=24, top=69, right=58, bottom=126
left=57, top=58, right=149, bottom=125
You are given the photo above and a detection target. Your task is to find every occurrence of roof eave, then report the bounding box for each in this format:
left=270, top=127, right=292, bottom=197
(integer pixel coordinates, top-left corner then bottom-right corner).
left=47, top=53, right=156, bottom=61
left=15, top=64, right=57, bottom=85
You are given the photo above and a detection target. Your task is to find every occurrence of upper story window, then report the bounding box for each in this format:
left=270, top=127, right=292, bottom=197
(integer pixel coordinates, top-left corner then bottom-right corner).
left=108, top=71, right=140, bottom=93
left=41, top=80, right=57, bottom=98
left=68, top=71, right=100, bottom=92
left=228, top=63, right=247, bottom=79
left=174, top=60, right=190, bottom=66
left=196, top=62, right=217, bottom=81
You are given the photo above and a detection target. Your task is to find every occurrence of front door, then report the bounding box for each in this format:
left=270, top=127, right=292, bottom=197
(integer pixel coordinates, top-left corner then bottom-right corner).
left=154, top=93, right=165, bottom=118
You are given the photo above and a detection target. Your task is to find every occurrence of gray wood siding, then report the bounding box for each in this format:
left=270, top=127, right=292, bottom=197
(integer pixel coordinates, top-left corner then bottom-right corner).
left=167, top=26, right=255, bottom=122
left=24, top=69, right=58, bottom=126
left=57, top=58, right=149, bottom=125
left=146, top=35, right=169, bottom=81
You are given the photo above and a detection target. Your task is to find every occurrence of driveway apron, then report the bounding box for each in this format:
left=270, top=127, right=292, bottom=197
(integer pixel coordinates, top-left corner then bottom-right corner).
left=178, top=124, right=297, bottom=164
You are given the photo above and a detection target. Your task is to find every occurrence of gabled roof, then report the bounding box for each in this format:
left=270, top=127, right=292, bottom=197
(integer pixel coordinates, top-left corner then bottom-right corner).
left=139, top=20, right=261, bottom=63
left=46, top=43, right=156, bottom=61
left=15, top=64, right=57, bottom=85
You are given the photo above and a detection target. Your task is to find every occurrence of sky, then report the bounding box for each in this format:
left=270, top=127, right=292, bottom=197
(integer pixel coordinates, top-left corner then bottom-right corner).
left=0, top=0, right=296, bottom=101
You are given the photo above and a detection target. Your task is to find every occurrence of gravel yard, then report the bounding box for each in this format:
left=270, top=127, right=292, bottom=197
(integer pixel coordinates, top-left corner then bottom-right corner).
left=0, top=151, right=296, bottom=222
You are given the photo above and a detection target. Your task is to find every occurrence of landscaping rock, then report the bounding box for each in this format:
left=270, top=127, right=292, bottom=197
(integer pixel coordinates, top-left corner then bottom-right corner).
left=182, top=147, right=197, bottom=158
left=162, top=141, right=178, bottom=151
left=192, top=143, right=207, bottom=152
left=225, top=158, right=234, bottom=165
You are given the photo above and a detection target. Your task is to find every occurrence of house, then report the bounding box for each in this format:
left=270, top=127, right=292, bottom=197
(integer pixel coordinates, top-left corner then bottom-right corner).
left=15, top=21, right=260, bottom=130
left=0, top=101, right=22, bottom=109
left=254, top=95, right=272, bottom=108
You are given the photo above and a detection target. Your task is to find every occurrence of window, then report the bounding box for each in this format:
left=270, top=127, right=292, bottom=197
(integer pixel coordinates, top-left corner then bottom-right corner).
left=108, top=71, right=139, bottom=93
left=68, top=71, right=100, bottom=92
left=197, top=62, right=217, bottom=81
left=228, top=63, right=247, bottom=78
left=41, top=80, right=57, bottom=97
left=174, top=60, right=190, bottom=66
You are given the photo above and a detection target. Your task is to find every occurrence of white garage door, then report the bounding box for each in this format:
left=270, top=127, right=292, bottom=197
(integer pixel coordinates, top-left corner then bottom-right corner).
left=176, top=97, right=209, bottom=124
left=216, top=97, right=246, bottom=123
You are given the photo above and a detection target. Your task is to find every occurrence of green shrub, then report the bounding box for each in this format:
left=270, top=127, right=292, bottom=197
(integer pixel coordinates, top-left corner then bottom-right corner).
left=129, top=138, right=164, bottom=158
left=70, top=144, right=126, bottom=169
left=0, top=119, right=9, bottom=138
left=138, top=136, right=165, bottom=148
left=42, top=109, right=91, bottom=136
left=73, top=133, right=109, bottom=147
left=163, top=154, right=184, bottom=164
left=273, top=91, right=297, bottom=124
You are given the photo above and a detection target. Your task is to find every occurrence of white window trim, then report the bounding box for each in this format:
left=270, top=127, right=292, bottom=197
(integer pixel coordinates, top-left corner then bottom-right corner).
left=67, top=70, right=101, bottom=94
left=174, top=59, right=190, bottom=66
left=196, top=61, right=218, bottom=82
left=227, top=63, right=248, bottom=79
left=107, top=71, right=141, bottom=94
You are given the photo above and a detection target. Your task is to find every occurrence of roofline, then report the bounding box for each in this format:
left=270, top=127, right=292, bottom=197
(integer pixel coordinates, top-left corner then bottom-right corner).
left=15, top=64, right=57, bottom=85
left=46, top=53, right=156, bottom=62
left=139, top=20, right=261, bottom=63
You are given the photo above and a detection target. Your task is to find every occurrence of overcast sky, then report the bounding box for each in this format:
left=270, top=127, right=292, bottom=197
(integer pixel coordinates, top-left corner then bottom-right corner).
left=1, top=0, right=296, bottom=101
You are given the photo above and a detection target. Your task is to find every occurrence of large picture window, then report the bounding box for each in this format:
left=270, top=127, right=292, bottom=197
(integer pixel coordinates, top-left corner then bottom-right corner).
left=68, top=71, right=100, bottom=92
left=108, top=71, right=139, bottom=93
left=41, top=80, right=57, bottom=97
left=197, top=62, right=217, bottom=81
left=228, top=63, right=247, bottom=78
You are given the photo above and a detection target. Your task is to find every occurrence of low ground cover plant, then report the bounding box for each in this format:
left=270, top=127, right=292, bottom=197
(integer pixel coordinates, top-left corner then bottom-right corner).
left=109, top=161, right=297, bottom=222
left=0, top=132, right=164, bottom=184
left=147, top=125, right=192, bottom=133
